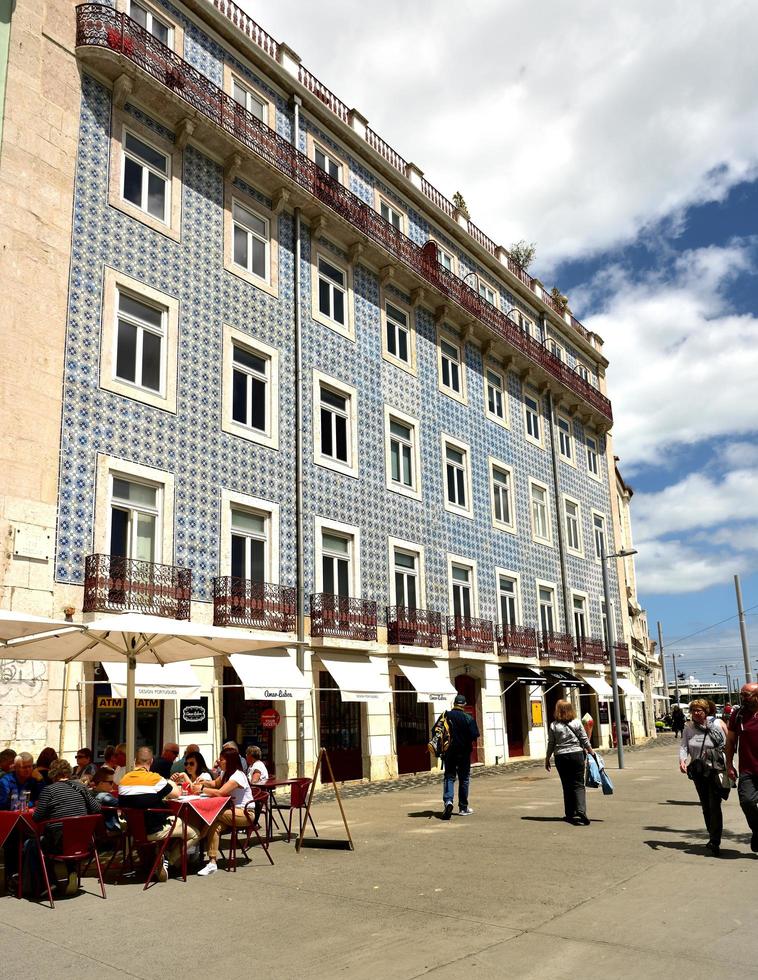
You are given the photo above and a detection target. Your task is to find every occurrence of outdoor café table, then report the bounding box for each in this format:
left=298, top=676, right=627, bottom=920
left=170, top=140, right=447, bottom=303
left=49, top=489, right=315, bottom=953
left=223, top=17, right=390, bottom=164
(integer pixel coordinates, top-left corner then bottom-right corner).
left=0, top=809, right=48, bottom=900
left=254, top=779, right=301, bottom=843
left=167, top=794, right=229, bottom=880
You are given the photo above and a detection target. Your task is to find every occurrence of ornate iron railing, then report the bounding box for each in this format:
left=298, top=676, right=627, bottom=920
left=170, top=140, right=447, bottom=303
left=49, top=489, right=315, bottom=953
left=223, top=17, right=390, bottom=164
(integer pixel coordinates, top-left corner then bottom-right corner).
left=446, top=616, right=494, bottom=653
left=211, top=0, right=279, bottom=57
left=608, top=642, right=631, bottom=667
left=213, top=577, right=296, bottom=631
left=496, top=624, right=538, bottom=658
left=538, top=631, right=575, bottom=662
left=83, top=553, right=191, bottom=619
left=74, top=6, right=612, bottom=423
left=576, top=637, right=605, bottom=664
left=386, top=606, right=442, bottom=648
left=309, top=593, right=377, bottom=641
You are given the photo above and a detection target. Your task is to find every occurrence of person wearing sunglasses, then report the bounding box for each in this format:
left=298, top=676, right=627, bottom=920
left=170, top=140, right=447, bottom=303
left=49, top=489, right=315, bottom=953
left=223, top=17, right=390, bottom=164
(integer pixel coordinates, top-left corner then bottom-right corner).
left=89, top=766, right=121, bottom=832
left=170, top=750, right=212, bottom=786
left=150, top=742, right=181, bottom=779
left=73, top=747, right=97, bottom=782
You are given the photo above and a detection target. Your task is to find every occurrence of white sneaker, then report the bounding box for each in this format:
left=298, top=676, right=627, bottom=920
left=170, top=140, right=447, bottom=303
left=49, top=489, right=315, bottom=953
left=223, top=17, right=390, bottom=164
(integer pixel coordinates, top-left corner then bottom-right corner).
left=458, top=806, right=474, bottom=816
left=157, top=859, right=169, bottom=883
left=197, top=861, right=217, bottom=877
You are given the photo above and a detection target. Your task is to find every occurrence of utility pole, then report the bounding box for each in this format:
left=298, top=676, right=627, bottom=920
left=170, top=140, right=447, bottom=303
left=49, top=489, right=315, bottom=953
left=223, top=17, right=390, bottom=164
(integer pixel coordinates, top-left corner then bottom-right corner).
left=657, top=621, right=668, bottom=706
left=735, top=574, right=753, bottom=684
left=671, top=650, right=681, bottom=705
left=601, top=545, right=625, bottom=769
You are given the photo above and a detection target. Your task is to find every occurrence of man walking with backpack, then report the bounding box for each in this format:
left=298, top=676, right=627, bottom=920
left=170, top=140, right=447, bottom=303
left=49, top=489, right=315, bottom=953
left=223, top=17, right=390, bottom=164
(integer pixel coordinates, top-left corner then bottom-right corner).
left=726, top=682, right=758, bottom=852
left=440, top=693, right=480, bottom=820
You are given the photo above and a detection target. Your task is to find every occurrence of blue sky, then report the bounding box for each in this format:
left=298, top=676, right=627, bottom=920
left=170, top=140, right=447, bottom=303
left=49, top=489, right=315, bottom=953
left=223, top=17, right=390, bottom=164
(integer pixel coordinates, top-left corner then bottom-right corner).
left=243, top=0, right=758, bottom=686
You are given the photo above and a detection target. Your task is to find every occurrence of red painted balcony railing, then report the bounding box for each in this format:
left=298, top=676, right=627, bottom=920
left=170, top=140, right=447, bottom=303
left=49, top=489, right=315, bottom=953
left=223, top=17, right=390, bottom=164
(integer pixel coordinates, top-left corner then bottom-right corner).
left=576, top=637, right=605, bottom=664
left=446, top=616, right=494, bottom=654
left=538, top=631, right=575, bottom=662
left=496, top=624, right=538, bottom=659
left=386, top=606, right=442, bottom=648
left=75, top=6, right=612, bottom=423
left=213, top=577, right=296, bottom=631
left=83, top=553, right=191, bottom=619
left=608, top=642, right=631, bottom=667
left=310, top=593, right=377, bottom=641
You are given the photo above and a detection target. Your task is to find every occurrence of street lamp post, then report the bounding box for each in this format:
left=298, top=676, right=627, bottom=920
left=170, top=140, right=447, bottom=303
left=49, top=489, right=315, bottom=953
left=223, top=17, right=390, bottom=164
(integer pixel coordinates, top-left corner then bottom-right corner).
left=600, top=545, right=637, bottom=770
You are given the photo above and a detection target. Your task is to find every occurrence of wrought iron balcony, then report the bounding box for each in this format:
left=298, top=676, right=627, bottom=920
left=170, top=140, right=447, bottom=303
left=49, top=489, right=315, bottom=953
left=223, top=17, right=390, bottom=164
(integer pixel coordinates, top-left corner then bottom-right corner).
left=607, top=642, right=631, bottom=667
left=74, top=5, right=612, bottom=425
left=83, top=553, right=191, bottom=619
left=446, top=616, right=494, bottom=653
left=309, top=593, right=377, bottom=641
left=576, top=637, right=605, bottom=664
left=496, top=624, right=538, bottom=659
left=538, top=631, right=575, bottom=662
left=213, top=577, right=296, bottom=631
left=386, top=606, right=442, bottom=648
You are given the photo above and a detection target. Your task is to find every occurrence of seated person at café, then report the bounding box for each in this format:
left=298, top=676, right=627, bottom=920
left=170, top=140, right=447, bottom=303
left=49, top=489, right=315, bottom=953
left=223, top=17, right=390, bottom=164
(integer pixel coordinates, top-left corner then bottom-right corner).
left=223, top=739, right=248, bottom=773
left=90, top=767, right=121, bottom=831
left=73, top=748, right=98, bottom=781
left=111, top=743, right=128, bottom=785
left=0, top=752, right=43, bottom=809
left=170, top=750, right=212, bottom=787
left=195, top=747, right=253, bottom=877
left=34, top=747, right=59, bottom=785
left=171, top=744, right=200, bottom=775
left=151, top=742, right=181, bottom=779
left=0, top=748, right=17, bottom=773
left=118, top=746, right=200, bottom=881
left=245, top=745, right=268, bottom=784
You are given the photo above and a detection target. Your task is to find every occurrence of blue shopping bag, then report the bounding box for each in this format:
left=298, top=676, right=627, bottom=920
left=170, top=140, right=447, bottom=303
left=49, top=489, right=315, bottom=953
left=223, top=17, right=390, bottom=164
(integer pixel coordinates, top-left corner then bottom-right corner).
left=599, top=765, right=614, bottom=796
left=585, top=753, right=601, bottom=788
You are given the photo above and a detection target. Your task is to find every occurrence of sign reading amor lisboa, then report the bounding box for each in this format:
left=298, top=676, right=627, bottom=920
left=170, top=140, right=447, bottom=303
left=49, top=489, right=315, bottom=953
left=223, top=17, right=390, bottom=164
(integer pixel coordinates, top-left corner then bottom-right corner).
left=179, top=696, right=209, bottom=734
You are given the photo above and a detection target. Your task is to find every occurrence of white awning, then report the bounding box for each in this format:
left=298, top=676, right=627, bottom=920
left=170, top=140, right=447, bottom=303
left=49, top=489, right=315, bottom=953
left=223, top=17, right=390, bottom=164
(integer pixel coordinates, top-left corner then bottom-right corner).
left=617, top=677, right=646, bottom=700
left=319, top=654, right=392, bottom=703
left=228, top=650, right=309, bottom=702
left=395, top=659, right=457, bottom=704
left=103, top=662, right=201, bottom=700
left=581, top=674, right=614, bottom=699
left=653, top=694, right=670, bottom=701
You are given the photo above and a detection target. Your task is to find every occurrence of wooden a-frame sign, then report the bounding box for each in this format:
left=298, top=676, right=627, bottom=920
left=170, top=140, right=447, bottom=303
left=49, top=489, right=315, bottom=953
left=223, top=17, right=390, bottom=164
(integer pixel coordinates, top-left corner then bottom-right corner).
left=295, top=747, right=354, bottom=852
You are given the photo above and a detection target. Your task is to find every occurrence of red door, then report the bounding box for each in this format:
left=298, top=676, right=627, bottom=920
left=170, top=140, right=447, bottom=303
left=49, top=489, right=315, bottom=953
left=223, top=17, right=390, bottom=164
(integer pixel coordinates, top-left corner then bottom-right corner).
left=454, top=675, right=480, bottom=763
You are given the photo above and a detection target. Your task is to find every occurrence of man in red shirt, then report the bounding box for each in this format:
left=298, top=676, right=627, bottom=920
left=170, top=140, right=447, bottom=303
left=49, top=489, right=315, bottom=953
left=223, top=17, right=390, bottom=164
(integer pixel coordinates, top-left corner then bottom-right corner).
left=726, top=682, right=758, bottom=852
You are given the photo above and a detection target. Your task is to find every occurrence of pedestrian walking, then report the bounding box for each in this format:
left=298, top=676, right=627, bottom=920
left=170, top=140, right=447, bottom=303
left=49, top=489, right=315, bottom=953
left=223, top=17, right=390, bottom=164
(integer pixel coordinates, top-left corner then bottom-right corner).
left=438, top=693, right=479, bottom=820
left=725, top=683, right=758, bottom=853
left=545, top=700, right=595, bottom=825
left=679, top=699, right=726, bottom=856
left=671, top=706, right=686, bottom=738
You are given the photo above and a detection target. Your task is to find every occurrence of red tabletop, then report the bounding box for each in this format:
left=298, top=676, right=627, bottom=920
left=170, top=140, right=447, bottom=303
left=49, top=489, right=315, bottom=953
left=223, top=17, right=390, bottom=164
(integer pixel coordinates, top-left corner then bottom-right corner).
left=255, top=778, right=300, bottom=790
left=167, top=795, right=228, bottom=826
left=0, top=810, right=37, bottom=848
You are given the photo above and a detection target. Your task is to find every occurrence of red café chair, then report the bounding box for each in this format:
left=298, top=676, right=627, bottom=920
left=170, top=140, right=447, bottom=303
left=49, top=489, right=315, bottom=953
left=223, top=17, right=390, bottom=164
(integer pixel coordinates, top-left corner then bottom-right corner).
left=38, top=814, right=106, bottom=905
left=122, top=807, right=179, bottom=889
left=282, top=778, right=318, bottom=843
left=215, top=804, right=240, bottom=873
left=239, top=791, right=274, bottom=867
left=89, top=806, right=128, bottom=875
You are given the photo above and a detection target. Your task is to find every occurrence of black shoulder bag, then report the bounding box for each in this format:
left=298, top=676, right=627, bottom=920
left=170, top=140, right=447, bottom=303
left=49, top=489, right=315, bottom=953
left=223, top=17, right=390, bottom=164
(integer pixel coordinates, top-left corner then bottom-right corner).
left=686, top=728, right=710, bottom=780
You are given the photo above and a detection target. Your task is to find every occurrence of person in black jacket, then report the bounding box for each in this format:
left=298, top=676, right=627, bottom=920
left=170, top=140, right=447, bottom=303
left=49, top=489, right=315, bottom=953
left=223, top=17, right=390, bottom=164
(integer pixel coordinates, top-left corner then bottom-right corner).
left=441, top=693, right=480, bottom=819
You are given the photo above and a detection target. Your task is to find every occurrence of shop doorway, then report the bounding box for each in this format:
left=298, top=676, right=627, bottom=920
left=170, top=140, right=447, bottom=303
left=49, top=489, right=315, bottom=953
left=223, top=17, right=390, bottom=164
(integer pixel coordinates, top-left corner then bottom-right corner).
left=454, top=674, right=480, bottom=763
left=318, top=670, right=363, bottom=782
left=503, top=682, right=526, bottom=757
left=222, top=666, right=275, bottom=771
left=394, top=675, right=431, bottom=775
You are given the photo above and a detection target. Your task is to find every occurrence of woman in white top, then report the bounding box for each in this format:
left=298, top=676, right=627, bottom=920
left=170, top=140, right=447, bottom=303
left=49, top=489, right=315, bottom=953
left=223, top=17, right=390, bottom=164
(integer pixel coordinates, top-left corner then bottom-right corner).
left=195, top=747, right=253, bottom=876
left=679, top=698, right=726, bottom=856
left=545, top=700, right=595, bottom=825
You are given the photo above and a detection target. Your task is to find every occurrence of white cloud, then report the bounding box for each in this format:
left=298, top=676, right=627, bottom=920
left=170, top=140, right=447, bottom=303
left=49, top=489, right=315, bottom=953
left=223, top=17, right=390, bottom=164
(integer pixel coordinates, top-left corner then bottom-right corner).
left=718, top=442, right=758, bottom=468
left=241, top=0, right=758, bottom=268
left=709, top=524, right=758, bottom=553
left=635, top=537, right=749, bottom=594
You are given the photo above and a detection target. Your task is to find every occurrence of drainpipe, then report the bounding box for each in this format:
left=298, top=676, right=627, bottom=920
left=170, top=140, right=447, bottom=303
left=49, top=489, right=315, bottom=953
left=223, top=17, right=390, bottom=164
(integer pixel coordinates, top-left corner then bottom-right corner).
left=291, top=95, right=305, bottom=779
left=545, top=385, right=572, bottom=639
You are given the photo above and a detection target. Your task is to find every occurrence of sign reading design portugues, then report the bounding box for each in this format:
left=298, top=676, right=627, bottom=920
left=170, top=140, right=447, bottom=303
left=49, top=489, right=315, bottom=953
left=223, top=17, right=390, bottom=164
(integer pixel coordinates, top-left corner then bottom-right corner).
left=179, top=696, right=209, bottom=733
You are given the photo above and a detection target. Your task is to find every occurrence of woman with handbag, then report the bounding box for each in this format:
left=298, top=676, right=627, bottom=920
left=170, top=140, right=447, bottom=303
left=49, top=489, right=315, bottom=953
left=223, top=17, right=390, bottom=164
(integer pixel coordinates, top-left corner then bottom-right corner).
left=545, top=700, right=596, bottom=825
left=679, top=698, right=727, bottom=856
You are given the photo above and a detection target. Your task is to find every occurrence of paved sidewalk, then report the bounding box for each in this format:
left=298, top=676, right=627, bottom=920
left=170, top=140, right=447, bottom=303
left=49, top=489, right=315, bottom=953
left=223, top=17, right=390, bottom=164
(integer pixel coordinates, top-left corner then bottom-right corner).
left=1, top=740, right=755, bottom=980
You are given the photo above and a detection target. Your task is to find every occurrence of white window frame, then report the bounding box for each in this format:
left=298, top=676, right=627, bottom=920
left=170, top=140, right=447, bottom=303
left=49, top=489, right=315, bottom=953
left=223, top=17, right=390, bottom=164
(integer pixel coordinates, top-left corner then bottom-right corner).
left=495, top=568, right=522, bottom=627
left=314, top=515, right=361, bottom=597
left=313, top=141, right=343, bottom=183
left=384, top=406, right=422, bottom=501
left=312, top=370, right=359, bottom=478
left=536, top=579, right=559, bottom=635
left=529, top=478, right=553, bottom=546
left=231, top=75, right=267, bottom=124
left=436, top=243, right=456, bottom=274
left=441, top=434, right=473, bottom=520
left=523, top=389, right=543, bottom=447
left=220, top=488, right=280, bottom=584
left=586, top=435, right=601, bottom=480
left=120, top=125, right=170, bottom=226
left=222, top=324, right=279, bottom=450
left=108, top=473, right=162, bottom=564
left=592, top=510, right=607, bottom=562
left=381, top=294, right=416, bottom=374
left=311, top=246, right=353, bottom=339
left=488, top=457, right=516, bottom=534
left=556, top=413, right=575, bottom=464
left=547, top=338, right=564, bottom=362
left=128, top=0, right=175, bottom=49
left=572, top=589, right=590, bottom=643
left=112, top=287, right=167, bottom=397
left=512, top=309, right=540, bottom=342
left=231, top=197, right=271, bottom=284
left=562, top=494, right=584, bottom=557
left=484, top=365, right=509, bottom=428
left=446, top=553, right=479, bottom=618
left=387, top=536, right=427, bottom=610
left=437, top=327, right=467, bottom=404
left=379, top=196, right=404, bottom=233
left=478, top=277, right=499, bottom=307
left=575, top=361, right=591, bottom=384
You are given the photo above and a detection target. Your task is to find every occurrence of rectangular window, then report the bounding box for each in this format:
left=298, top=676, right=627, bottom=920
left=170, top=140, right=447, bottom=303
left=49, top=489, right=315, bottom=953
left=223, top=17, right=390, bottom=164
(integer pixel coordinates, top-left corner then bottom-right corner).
left=498, top=575, right=518, bottom=626
left=564, top=498, right=582, bottom=554
left=318, top=256, right=347, bottom=326
left=538, top=586, right=556, bottom=634
left=110, top=476, right=159, bottom=563
left=231, top=343, right=268, bottom=433
left=232, top=78, right=266, bottom=122
left=230, top=508, right=267, bottom=582
left=586, top=436, right=600, bottom=477
left=478, top=280, right=497, bottom=305
left=438, top=246, right=454, bottom=272
left=393, top=549, right=418, bottom=610
left=451, top=564, right=472, bottom=619
left=122, top=130, right=169, bottom=223
left=439, top=338, right=462, bottom=395
left=129, top=0, right=172, bottom=46
left=445, top=443, right=468, bottom=510
left=389, top=419, right=414, bottom=489
left=380, top=199, right=403, bottom=231
left=115, top=290, right=165, bottom=394
left=600, top=599, right=610, bottom=648
left=593, top=513, right=607, bottom=560
left=524, top=392, right=541, bottom=444
left=491, top=465, right=513, bottom=529
left=319, top=385, right=350, bottom=464
left=385, top=301, right=410, bottom=364
left=576, top=362, right=590, bottom=383
left=547, top=339, right=564, bottom=362
left=530, top=482, right=551, bottom=543
left=485, top=368, right=506, bottom=424
left=232, top=200, right=269, bottom=281
left=557, top=416, right=573, bottom=461
left=573, top=594, right=587, bottom=641
left=321, top=531, right=351, bottom=596
left=314, top=144, right=342, bottom=181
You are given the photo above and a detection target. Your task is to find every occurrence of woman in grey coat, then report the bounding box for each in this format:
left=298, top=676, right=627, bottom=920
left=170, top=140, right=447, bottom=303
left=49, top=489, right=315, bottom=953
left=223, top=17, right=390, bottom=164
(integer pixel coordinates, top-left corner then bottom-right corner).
left=545, top=700, right=595, bottom=825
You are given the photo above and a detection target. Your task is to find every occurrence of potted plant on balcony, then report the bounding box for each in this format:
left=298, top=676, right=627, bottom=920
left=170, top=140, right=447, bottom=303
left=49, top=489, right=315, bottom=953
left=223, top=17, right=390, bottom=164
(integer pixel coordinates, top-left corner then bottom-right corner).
left=165, top=64, right=185, bottom=91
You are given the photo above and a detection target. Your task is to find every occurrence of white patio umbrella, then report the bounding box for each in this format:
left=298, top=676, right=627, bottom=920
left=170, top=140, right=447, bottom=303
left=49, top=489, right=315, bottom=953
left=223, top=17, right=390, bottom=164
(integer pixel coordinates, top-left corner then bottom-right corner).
left=0, top=609, right=83, bottom=643
left=2, top=611, right=292, bottom=760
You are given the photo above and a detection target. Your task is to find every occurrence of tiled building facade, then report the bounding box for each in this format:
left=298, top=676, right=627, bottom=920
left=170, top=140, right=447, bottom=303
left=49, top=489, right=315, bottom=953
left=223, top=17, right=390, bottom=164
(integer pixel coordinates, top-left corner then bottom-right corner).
left=0, top=0, right=654, bottom=778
